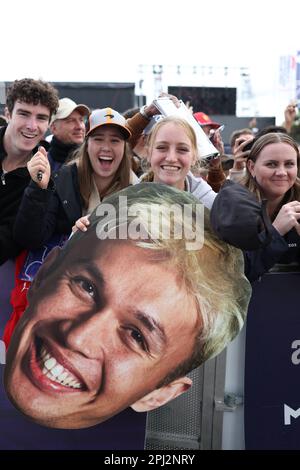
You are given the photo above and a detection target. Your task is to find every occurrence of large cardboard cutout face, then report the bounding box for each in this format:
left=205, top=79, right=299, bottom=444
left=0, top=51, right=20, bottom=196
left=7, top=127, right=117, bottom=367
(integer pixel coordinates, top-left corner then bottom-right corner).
left=4, top=183, right=251, bottom=429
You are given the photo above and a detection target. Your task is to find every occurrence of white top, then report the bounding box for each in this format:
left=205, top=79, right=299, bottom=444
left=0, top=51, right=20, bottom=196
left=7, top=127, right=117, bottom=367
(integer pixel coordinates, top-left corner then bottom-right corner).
left=185, top=172, right=217, bottom=209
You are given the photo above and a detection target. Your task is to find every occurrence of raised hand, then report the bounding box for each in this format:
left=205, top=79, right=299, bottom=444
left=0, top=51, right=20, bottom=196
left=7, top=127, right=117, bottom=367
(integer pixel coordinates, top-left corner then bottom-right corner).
left=272, top=200, right=300, bottom=236
left=27, top=146, right=51, bottom=189
left=72, top=215, right=91, bottom=233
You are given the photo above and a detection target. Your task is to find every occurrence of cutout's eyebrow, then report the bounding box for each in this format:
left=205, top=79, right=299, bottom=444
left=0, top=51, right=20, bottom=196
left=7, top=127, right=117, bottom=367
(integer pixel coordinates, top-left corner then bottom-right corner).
left=134, top=309, right=167, bottom=349
left=69, top=259, right=105, bottom=289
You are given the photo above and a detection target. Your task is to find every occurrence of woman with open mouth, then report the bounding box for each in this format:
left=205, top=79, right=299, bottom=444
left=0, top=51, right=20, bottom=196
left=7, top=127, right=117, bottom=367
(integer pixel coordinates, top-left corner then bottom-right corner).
left=13, top=107, right=136, bottom=251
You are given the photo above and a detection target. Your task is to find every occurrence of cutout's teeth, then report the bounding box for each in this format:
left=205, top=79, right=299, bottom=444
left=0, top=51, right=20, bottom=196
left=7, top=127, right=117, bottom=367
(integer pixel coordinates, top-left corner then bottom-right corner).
left=63, top=376, right=74, bottom=386
left=58, top=372, right=69, bottom=382
left=40, top=349, right=47, bottom=359
left=44, top=357, right=56, bottom=370
left=39, top=344, right=83, bottom=389
left=51, top=364, right=64, bottom=377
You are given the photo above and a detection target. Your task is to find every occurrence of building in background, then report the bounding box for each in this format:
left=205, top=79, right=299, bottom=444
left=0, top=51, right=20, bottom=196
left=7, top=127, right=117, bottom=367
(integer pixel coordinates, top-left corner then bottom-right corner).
left=0, top=82, right=136, bottom=116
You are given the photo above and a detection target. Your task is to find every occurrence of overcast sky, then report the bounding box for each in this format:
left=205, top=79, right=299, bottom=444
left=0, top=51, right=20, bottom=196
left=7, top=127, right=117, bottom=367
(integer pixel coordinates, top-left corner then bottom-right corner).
left=2, top=0, right=300, bottom=118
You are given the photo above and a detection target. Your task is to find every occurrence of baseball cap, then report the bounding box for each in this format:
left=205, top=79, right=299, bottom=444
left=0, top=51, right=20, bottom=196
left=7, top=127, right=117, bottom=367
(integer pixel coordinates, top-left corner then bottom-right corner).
left=86, top=107, right=131, bottom=140
left=193, top=112, right=220, bottom=129
left=50, top=98, right=90, bottom=125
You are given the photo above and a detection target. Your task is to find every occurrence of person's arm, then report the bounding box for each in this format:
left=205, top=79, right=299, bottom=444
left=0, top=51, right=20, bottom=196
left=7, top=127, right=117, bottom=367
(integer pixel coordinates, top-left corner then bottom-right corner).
left=13, top=146, right=62, bottom=250
left=187, top=173, right=217, bottom=209
left=245, top=200, right=300, bottom=281
left=13, top=180, right=60, bottom=250
left=126, top=111, right=150, bottom=149
left=206, top=158, right=226, bottom=192
left=244, top=227, right=289, bottom=282
left=126, top=93, right=181, bottom=148
left=282, top=101, right=297, bottom=134
left=206, top=129, right=226, bottom=192
left=227, top=137, right=253, bottom=182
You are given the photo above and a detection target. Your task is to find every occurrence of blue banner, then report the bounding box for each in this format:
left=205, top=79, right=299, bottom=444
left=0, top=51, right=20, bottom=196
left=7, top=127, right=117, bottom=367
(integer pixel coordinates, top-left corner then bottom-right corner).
left=245, top=272, right=300, bottom=449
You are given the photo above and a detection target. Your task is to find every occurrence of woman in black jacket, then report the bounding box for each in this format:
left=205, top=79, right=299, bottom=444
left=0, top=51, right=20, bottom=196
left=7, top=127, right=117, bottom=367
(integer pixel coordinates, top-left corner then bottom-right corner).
left=242, top=132, right=300, bottom=281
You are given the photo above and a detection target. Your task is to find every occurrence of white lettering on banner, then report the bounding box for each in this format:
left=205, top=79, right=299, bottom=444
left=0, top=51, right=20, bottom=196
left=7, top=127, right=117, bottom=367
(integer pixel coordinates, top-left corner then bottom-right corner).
left=284, top=404, right=300, bottom=425
left=291, top=340, right=300, bottom=365
left=0, top=340, right=5, bottom=364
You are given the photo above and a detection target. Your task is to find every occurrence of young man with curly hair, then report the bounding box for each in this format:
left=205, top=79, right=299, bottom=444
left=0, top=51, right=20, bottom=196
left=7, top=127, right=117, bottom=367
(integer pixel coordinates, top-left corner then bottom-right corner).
left=0, top=78, right=59, bottom=263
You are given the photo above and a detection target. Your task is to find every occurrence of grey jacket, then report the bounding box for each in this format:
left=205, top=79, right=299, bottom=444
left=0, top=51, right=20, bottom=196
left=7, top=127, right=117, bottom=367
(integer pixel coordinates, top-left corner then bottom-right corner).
left=185, top=172, right=217, bottom=209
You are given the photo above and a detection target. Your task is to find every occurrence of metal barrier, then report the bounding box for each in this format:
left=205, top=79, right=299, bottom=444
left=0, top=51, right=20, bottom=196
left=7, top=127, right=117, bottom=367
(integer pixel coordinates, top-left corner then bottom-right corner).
left=145, top=350, right=228, bottom=450
left=245, top=271, right=300, bottom=450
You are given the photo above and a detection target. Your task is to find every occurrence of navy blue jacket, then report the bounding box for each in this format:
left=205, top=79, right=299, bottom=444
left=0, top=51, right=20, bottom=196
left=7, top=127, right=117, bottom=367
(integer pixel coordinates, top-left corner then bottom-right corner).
left=244, top=226, right=300, bottom=282
left=13, top=163, right=82, bottom=251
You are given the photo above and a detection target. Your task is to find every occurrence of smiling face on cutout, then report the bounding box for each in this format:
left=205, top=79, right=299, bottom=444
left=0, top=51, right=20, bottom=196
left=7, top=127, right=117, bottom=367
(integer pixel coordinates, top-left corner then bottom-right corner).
left=4, top=236, right=199, bottom=429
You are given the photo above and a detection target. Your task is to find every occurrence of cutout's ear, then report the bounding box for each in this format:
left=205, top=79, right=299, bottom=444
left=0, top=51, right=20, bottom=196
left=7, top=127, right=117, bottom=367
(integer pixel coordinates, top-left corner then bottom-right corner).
left=28, top=247, right=61, bottom=301
left=131, top=376, right=192, bottom=412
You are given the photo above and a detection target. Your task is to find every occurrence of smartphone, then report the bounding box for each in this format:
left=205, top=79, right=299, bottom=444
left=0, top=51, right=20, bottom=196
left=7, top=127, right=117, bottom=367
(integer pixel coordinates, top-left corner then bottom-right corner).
left=205, top=154, right=220, bottom=163
left=243, top=139, right=254, bottom=152
left=209, top=125, right=225, bottom=141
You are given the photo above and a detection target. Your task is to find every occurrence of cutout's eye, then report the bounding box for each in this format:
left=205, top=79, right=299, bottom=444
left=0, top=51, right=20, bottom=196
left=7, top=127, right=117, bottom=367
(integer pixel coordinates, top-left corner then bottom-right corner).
left=123, top=326, right=148, bottom=352
left=71, top=276, right=98, bottom=302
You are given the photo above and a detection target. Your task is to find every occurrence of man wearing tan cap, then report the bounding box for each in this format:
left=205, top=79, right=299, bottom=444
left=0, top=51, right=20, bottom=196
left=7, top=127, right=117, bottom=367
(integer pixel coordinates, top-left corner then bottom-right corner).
left=48, top=98, right=90, bottom=170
